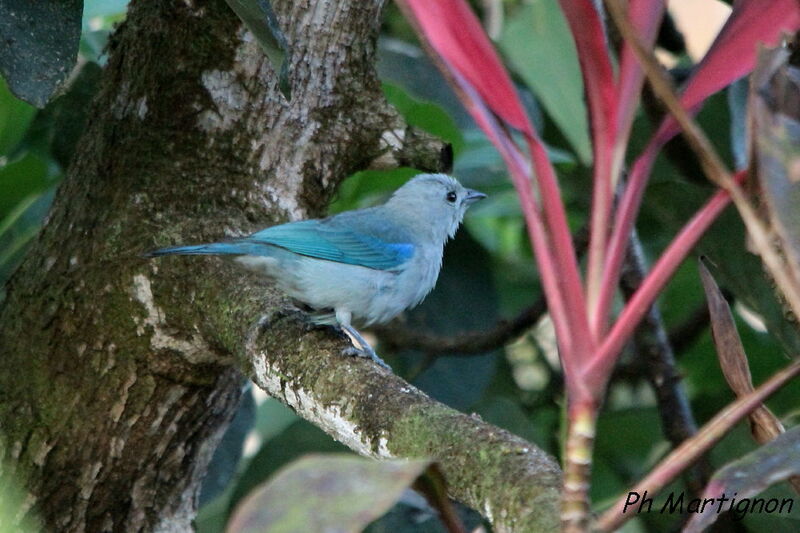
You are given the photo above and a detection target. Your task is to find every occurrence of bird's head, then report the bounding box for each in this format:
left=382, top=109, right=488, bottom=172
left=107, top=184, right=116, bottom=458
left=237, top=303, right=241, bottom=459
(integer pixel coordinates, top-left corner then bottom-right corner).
left=386, top=174, right=486, bottom=240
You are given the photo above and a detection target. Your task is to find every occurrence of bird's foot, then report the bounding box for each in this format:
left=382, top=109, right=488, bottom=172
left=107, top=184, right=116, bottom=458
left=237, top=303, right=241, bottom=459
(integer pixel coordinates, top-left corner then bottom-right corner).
left=341, top=345, right=391, bottom=370
left=340, top=325, right=391, bottom=370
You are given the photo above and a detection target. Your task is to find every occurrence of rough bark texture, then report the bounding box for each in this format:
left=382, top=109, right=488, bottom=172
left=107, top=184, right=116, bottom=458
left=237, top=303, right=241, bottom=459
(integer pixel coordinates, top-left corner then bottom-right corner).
left=0, top=0, right=560, bottom=531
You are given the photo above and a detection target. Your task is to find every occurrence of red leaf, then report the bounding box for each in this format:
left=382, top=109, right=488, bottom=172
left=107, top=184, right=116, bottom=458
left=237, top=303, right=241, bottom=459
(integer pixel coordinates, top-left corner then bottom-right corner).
left=557, top=0, right=620, bottom=321
left=657, top=0, right=800, bottom=142
left=616, top=0, right=665, bottom=138
left=397, top=0, right=533, bottom=136
left=557, top=0, right=617, bottom=155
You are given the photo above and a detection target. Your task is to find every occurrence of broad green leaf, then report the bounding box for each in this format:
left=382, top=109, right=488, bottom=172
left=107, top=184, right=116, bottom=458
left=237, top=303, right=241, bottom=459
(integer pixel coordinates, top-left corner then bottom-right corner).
left=377, top=38, right=544, bottom=133
left=632, top=90, right=800, bottom=357
left=472, top=396, right=542, bottom=445
left=683, top=426, right=800, bottom=533
left=382, top=82, right=465, bottom=154
left=0, top=78, right=35, bottom=156
left=227, top=454, right=434, bottom=533
left=0, top=153, right=53, bottom=216
left=500, top=0, right=591, bottom=165
left=331, top=168, right=419, bottom=213
left=227, top=420, right=348, bottom=517
left=253, top=397, right=297, bottom=441
left=197, top=488, right=235, bottom=533
left=0, top=0, right=83, bottom=107
left=0, top=189, right=53, bottom=284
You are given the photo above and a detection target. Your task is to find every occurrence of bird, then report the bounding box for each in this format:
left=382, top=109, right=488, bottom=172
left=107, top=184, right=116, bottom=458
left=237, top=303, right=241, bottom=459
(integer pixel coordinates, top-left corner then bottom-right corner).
left=145, top=173, right=486, bottom=368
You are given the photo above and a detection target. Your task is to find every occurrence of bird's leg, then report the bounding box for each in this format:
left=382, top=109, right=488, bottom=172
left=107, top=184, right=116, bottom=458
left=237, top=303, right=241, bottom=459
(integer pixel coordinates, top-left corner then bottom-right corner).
left=340, top=324, right=390, bottom=369
left=334, top=309, right=389, bottom=369
left=342, top=325, right=392, bottom=370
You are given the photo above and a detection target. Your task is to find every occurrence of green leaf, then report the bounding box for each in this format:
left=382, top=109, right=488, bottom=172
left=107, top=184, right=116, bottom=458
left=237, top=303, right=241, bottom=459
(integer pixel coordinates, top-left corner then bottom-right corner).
left=330, top=168, right=419, bottom=213
left=0, top=0, right=83, bottom=107
left=632, top=90, right=800, bottom=357
left=500, top=0, right=591, bottom=165
left=0, top=77, right=36, bottom=156
left=254, top=397, right=298, bottom=441
left=0, top=190, right=53, bottom=284
left=0, top=153, right=53, bottom=216
left=383, top=83, right=465, bottom=154
left=227, top=420, right=348, bottom=517
left=227, top=454, right=434, bottom=533
left=0, top=462, right=40, bottom=533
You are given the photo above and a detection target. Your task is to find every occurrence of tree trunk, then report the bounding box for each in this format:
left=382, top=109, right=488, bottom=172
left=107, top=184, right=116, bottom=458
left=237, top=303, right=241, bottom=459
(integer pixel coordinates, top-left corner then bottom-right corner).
left=0, top=1, right=560, bottom=531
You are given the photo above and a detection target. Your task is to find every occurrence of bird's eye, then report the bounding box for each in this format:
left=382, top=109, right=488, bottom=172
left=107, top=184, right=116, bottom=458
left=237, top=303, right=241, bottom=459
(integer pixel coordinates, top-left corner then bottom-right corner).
left=445, top=191, right=458, bottom=203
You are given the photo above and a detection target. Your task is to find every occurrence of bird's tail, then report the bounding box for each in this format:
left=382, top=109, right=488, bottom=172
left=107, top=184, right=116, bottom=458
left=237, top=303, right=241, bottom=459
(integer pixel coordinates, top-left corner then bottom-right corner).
left=144, top=242, right=260, bottom=258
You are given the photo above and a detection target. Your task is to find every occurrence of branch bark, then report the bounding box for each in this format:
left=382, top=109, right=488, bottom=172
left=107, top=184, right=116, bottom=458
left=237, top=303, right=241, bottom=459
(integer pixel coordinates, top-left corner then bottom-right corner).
left=619, top=231, right=711, bottom=497
left=0, top=1, right=559, bottom=531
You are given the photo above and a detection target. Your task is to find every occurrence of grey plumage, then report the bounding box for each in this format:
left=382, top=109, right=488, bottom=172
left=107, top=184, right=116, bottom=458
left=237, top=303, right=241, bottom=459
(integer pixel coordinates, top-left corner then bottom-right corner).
left=146, top=173, right=486, bottom=367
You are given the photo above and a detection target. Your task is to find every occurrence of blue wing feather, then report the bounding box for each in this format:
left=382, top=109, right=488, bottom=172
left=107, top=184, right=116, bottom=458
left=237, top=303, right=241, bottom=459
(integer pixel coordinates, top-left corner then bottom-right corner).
left=247, top=219, right=414, bottom=270
left=148, top=216, right=415, bottom=271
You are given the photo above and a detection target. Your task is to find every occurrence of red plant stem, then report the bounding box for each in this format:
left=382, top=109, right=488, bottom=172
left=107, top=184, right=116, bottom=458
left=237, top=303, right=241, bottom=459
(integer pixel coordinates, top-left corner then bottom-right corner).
left=586, top=145, right=615, bottom=326
left=451, top=71, right=580, bottom=370
left=601, top=2, right=665, bottom=327
left=596, top=359, right=800, bottom=532
left=557, top=0, right=618, bottom=321
left=614, top=0, right=665, bottom=148
left=610, top=0, right=665, bottom=204
left=586, top=174, right=743, bottom=388
left=591, top=139, right=660, bottom=335
left=527, top=136, right=594, bottom=360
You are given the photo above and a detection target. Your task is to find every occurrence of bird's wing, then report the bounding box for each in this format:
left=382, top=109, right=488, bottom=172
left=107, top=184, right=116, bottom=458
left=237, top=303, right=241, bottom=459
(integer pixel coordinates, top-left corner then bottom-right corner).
left=246, top=219, right=414, bottom=270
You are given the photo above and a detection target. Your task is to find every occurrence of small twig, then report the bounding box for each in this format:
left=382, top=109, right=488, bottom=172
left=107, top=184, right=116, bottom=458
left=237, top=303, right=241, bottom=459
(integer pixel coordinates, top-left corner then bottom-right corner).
left=605, top=0, right=800, bottom=330
left=619, top=230, right=711, bottom=499
left=374, top=297, right=548, bottom=356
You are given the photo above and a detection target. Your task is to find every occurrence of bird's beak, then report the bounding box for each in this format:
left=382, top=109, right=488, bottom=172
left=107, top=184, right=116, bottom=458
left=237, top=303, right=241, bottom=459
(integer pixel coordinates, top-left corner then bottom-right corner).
left=464, top=189, right=487, bottom=205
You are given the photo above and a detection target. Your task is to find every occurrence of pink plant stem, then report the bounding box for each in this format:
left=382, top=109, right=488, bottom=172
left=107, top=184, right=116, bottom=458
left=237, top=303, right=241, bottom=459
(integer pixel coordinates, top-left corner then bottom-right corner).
left=452, top=72, right=580, bottom=368
left=527, top=137, right=594, bottom=358
left=599, top=2, right=666, bottom=330
left=591, top=139, right=660, bottom=335
left=586, top=145, right=614, bottom=325
left=614, top=0, right=665, bottom=149
left=586, top=174, right=744, bottom=388
left=557, top=0, right=619, bottom=321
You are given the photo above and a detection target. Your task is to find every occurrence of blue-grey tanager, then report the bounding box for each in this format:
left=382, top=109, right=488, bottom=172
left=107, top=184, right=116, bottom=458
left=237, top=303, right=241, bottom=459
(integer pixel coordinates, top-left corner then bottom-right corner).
left=146, top=173, right=485, bottom=368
